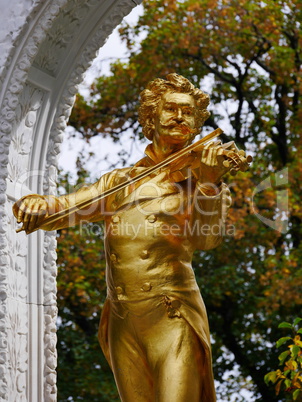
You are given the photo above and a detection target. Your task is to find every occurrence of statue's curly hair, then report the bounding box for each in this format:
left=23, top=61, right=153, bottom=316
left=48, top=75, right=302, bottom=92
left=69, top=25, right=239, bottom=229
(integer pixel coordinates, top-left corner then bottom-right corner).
left=138, top=73, right=211, bottom=141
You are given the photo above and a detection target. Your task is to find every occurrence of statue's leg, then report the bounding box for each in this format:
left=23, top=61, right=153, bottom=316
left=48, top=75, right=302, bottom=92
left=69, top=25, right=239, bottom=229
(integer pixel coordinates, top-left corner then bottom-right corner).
left=108, top=307, right=154, bottom=402
left=107, top=298, right=207, bottom=402
left=146, top=312, right=204, bottom=402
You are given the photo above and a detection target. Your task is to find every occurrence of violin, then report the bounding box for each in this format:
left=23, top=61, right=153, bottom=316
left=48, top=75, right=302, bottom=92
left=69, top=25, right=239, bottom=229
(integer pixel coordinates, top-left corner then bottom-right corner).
left=168, top=130, right=253, bottom=181
left=220, top=141, right=253, bottom=175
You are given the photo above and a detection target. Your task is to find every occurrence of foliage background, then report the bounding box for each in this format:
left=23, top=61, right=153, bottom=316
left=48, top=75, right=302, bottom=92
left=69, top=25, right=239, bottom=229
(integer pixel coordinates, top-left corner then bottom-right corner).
left=56, top=1, right=302, bottom=400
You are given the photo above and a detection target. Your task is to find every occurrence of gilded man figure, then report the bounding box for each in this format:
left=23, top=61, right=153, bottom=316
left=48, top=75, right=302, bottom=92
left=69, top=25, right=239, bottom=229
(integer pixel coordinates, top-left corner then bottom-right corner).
left=13, top=74, right=240, bottom=401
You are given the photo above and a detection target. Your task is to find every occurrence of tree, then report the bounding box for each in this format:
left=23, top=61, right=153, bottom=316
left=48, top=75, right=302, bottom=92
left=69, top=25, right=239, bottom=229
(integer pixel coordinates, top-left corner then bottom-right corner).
left=62, top=0, right=302, bottom=400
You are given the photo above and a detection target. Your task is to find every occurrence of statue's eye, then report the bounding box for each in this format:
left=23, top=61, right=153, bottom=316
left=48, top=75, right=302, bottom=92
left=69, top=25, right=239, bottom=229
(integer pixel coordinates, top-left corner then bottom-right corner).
left=183, top=108, right=193, bottom=115
left=166, top=106, right=176, bottom=112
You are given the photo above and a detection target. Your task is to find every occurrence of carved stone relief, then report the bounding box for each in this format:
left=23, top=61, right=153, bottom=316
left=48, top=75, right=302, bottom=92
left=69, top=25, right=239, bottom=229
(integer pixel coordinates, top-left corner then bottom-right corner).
left=8, top=84, right=45, bottom=184
left=5, top=199, right=28, bottom=402
left=7, top=300, right=28, bottom=402
left=0, top=0, right=141, bottom=400
left=34, top=0, right=92, bottom=76
left=0, top=0, right=37, bottom=80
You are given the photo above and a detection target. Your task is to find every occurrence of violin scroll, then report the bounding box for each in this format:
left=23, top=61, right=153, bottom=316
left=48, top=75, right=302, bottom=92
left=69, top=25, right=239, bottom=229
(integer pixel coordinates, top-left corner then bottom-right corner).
left=221, top=142, right=253, bottom=176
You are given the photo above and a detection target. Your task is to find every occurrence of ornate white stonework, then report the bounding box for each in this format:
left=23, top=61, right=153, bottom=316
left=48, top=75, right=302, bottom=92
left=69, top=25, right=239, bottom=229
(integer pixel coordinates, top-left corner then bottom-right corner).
left=0, top=0, right=142, bottom=400
left=8, top=83, right=45, bottom=183
left=4, top=199, right=28, bottom=402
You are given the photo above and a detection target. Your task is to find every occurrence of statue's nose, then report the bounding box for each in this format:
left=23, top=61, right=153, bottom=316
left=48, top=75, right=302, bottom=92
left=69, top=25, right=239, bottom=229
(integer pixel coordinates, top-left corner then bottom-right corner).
left=175, top=109, right=184, bottom=121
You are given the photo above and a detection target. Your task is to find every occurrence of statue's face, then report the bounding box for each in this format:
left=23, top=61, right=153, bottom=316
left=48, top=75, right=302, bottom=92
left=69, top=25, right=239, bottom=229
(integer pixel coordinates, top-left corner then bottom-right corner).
left=154, top=91, right=196, bottom=145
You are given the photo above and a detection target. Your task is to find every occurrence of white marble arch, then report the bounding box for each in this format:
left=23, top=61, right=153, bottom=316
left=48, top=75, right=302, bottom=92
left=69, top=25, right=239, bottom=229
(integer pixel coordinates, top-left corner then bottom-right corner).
left=0, top=0, right=142, bottom=400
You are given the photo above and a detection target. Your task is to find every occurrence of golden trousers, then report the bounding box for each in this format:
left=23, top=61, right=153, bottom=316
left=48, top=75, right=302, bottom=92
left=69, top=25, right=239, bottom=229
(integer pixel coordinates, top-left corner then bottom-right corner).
left=107, top=296, right=205, bottom=402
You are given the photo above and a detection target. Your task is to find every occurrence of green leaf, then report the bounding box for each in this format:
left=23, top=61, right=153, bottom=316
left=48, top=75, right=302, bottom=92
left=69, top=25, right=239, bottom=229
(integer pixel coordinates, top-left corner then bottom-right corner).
left=278, top=350, right=290, bottom=365
left=264, top=371, right=277, bottom=385
left=293, top=389, right=301, bottom=400
left=284, top=378, right=291, bottom=389
left=297, top=328, right=302, bottom=334
left=278, top=322, right=293, bottom=329
left=293, top=318, right=302, bottom=326
left=291, top=345, right=301, bottom=358
left=276, top=337, right=291, bottom=348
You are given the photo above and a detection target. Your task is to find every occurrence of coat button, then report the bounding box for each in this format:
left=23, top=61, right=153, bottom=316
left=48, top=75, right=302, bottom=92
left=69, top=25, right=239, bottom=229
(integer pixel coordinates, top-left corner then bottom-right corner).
left=112, top=215, right=120, bottom=223
left=147, top=214, right=157, bottom=223
left=141, top=250, right=149, bottom=259
left=171, top=299, right=181, bottom=309
left=115, top=286, right=123, bottom=295
left=110, top=253, right=117, bottom=263
left=141, top=282, right=152, bottom=292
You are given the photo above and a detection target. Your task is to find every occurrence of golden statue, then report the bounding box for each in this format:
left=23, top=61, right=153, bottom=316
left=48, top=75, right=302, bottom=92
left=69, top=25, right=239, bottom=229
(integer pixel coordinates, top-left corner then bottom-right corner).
left=13, top=74, right=251, bottom=402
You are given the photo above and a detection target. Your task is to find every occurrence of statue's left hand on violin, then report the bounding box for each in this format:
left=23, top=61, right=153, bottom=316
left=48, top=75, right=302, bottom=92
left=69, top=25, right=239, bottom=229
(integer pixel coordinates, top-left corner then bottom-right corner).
left=167, top=128, right=252, bottom=185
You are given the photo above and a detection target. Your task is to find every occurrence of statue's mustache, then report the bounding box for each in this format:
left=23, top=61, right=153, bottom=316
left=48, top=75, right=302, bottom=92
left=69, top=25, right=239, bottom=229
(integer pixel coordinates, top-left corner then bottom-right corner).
left=159, top=121, right=197, bottom=134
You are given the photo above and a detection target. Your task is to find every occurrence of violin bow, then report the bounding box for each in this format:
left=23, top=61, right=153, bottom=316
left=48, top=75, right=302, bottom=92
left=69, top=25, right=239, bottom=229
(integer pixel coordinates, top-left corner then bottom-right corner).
left=17, top=128, right=224, bottom=234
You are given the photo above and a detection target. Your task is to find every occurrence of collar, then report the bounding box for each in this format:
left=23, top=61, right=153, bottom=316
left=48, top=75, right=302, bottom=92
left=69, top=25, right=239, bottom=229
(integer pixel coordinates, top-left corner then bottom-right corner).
left=130, top=143, right=196, bottom=183
left=133, top=143, right=159, bottom=169
left=144, top=143, right=161, bottom=165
